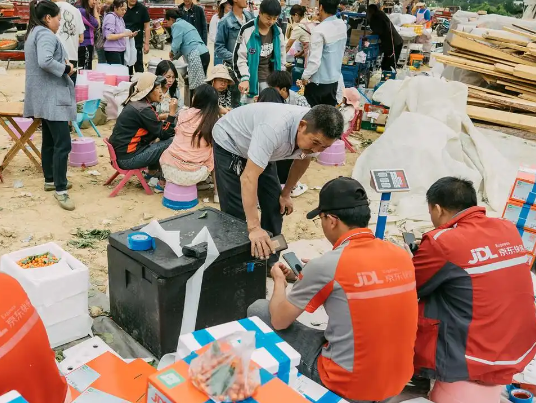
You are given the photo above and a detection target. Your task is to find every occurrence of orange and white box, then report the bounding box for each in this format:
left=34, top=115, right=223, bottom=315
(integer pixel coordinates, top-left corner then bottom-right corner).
left=508, top=166, right=536, bottom=205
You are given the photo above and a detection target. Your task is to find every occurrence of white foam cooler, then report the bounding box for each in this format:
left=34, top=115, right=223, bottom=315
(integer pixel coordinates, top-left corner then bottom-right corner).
left=0, top=242, right=93, bottom=347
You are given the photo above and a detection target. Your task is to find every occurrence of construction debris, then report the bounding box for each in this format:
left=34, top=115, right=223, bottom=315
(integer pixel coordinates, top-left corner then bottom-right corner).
left=436, top=26, right=536, bottom=136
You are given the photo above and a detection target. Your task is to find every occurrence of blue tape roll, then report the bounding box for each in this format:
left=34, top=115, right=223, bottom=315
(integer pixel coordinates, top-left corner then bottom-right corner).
left=127, top=232, right=155, bottom=251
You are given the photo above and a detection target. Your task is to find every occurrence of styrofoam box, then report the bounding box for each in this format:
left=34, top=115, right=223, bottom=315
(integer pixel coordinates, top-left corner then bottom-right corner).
left=36, top=291, right=88, bottom=327
left=59, top=336, right=123, bottom=373
left=0, top=391, right=29, bottom=403
left=0, top=242, right=89, bottom=307
left=46, top=313, right=93, bottom=349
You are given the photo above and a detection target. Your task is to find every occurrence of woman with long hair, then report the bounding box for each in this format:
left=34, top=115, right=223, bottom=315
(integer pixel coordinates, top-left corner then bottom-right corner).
left=159, top=84, right=220, bottom=201
left=102, top=0, right=136, bottom=64
left=77, top=0, right=100, bottom=70
left=154, top=60, right=184, bottom=120
left=110, top=72, right=177, bottom=184
left=209, top=0, right=231, bottom=65
left=24, top=0, right=77, bottom=211
left=367, top=3, right=403, bottom=71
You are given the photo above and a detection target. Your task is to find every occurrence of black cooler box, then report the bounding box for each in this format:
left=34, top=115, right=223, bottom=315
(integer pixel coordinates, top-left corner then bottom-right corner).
left=107, top=207, right=267, bottom=357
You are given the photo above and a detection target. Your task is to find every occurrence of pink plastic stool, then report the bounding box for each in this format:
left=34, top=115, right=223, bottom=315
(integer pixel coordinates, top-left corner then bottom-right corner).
left=69, top=138, right=98, bottom=167
left=102, top=138, right=152, bottom=197
left=162, top=182, right=198, bottom=210
left=105, top=75, right=117, bottom=86
left=116, top=76, right=130, bottom=85
left=7, top=117, right=34, bottom=139
left=317, top=140, right=346, bottom=166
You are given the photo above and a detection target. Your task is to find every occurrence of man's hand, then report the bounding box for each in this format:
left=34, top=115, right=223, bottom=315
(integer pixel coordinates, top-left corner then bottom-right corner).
left=66, top=60, right=75, bottom=75
left=239, top=80, right=250, bottom=94
left=279, top=194, right=293, bottom=215
left=297, top=78, right=309, bottom=87
left=270, top=263, right=289, bottom=286
left=249, top=227, right=274, bottom=260
left=144, top=42, right=150, bottom=54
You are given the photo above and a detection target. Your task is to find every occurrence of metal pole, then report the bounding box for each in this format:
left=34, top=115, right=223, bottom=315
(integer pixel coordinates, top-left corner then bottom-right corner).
left=375, top=192, right=391, bottom=239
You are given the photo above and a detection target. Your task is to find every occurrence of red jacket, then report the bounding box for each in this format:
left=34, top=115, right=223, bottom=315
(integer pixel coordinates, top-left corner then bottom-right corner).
left=413, top=206, right=536, bottom=385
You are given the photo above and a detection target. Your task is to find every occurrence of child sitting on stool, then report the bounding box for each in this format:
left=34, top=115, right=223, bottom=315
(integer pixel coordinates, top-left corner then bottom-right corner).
left=159, top=84, right=221, bottom=202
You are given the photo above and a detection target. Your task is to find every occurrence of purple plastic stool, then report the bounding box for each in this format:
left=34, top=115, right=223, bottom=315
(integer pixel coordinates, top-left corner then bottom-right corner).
left=7, top=118, right=34, bottom=139
left=317, top=140, right=346, bottom=166
left=69, top=138, right=98, bottom=167
left=162, top=182, right=198, bottom=210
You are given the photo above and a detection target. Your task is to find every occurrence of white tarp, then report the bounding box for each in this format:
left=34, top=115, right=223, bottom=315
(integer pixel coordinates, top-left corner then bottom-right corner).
left=353, top=76, right=518, bottom=222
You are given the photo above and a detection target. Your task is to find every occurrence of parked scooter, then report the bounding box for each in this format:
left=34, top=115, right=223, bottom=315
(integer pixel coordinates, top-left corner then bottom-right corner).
left=436, top=17, right=450, bottom=37
left=149, top=19, right=168, bottom=50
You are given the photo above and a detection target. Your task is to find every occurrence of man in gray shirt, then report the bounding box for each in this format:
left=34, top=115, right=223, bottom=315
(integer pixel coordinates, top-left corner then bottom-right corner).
left=213, top=103, right=344, bottom=262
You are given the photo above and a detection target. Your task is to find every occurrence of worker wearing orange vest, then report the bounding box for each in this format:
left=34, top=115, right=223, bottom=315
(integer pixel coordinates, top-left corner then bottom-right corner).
left=0, top=273, right=71, bottom=403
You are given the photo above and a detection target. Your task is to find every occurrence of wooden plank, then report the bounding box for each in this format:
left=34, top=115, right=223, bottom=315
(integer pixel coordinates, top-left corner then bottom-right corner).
left=467, top=105, right=536, bottom=133
left=485, top=38, right=530, bottom=52
left=513, top=23, right=536, bottom=36
left=449, top=50, right=515, bottom=66
left=468, top=91, right=536, bottom=112
left=494, top=63, right=515, bottom=74
left=498, top=80, right=536, bottom=93
left=513, top=64, right=536, bottom=81
left=435, top=54, right=495, bottom=70
left=503, top=26, right=536, bottom=42
left=466, top=84, right=518, bottom=98
left=482, top=32, right=530, bottom=46
left=450, top=34, right=536, bottom=66
left=520, top=93, right=536, bottom=102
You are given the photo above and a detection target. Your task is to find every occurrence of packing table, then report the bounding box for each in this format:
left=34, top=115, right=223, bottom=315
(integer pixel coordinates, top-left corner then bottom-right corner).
left=0, top=102, right=42, bottom=179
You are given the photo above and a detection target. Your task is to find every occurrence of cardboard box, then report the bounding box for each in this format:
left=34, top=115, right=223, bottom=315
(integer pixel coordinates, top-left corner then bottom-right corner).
left=65, top=351, right=156, bottom=402
left=148, top=355, right=308, bottom=403
left=520, top=230, right=536, bottom=255
left=292, top=374, right=349, bottom=403
left=177, top=317, right=300, bottom=384
left=0, top=392, right=29, bottom=403
left=350, top=29, right=365, bottom=47
left=503, top=201, right=536, bottom=233
left=509, top=166, right=536, bottom=205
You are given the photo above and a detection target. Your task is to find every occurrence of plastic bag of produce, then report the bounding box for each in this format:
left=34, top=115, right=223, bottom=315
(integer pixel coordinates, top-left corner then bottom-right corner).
left=189, top=332, right=261, bottom=402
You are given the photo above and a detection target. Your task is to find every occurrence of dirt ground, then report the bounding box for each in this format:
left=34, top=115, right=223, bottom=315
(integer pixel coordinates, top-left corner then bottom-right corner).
left=0, top=47, right=378, bottom=291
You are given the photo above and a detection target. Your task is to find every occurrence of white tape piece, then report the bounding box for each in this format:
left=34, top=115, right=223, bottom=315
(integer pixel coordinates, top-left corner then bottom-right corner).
left=140, top=220, right=182, bottom=258
left=180, top=227, right=219, bottom=335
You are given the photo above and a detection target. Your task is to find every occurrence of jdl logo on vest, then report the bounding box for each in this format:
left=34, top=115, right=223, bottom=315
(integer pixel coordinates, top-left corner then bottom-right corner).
left=468, top=246, right=498, bottom=264
left=355, top=272, right=384, bottom=287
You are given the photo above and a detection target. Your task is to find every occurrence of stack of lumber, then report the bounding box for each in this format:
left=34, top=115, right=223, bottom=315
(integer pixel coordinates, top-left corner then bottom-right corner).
left=435, top=24, right=536, bottom=134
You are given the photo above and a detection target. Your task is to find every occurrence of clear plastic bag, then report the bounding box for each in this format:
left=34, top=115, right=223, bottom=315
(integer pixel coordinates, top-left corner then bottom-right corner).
left=189, top=332, right=261, bottom=402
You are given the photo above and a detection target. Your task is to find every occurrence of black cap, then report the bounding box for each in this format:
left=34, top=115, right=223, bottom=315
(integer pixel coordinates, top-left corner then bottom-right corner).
left=306, top=177, right=369, bottom=219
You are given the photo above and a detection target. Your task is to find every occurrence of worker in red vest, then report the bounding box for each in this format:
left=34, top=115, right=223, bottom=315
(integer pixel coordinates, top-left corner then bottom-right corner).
left=412, top=177, right=536, bottom=403
left=0, top=273, right=71, bottom=403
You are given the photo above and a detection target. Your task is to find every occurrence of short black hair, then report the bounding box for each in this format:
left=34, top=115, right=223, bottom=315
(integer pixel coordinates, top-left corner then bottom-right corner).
left=260, top=0, right=281, bottom=16
left=319, top=0, right=340, bottom=15
left=426, top=177, right=477, bottom=212
left=289, top=4, right=306, bottom=17
left=302, top=105, right=344, bottom=139
left=267, top=70, right=292, bottom=91
left=324, top=206, right=371, bottom=228
left=257, top=87, right=285, bottom=103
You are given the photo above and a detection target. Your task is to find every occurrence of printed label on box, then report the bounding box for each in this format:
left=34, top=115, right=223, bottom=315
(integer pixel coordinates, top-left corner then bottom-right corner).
left=147, top=385, right=173, bottom=403
left=512, top=181, right=536, bottom=204
left=522, top=231, right=536, bottom=253
left=504, top=203, right=536, bottom=230
left=157, top=369, right=185, bottom=389
left=66, top=365, right=101, bottom=392
left=294, top=376, right=328, bottom=401
left=72, top=387, right=130, bottom=403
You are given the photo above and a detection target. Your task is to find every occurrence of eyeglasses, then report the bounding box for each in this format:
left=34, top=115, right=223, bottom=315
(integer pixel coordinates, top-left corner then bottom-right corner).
left=312, top=213, right=339, bottom=226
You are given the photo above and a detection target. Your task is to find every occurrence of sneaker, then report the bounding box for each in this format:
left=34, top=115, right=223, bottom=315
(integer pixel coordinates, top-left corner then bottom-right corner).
left=290, top=182, right=308, bottom=198
left=147, top=177, right=159, bottom=188
left=54, top=193, right=75, bottom=211
left=44, top=182, right=72, bottom=192
left=154, top=183, right=164, bottom=194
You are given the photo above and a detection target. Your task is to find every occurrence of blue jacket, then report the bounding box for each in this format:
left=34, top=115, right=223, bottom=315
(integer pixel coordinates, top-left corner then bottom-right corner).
left=170, top=19, right=209, bottom=59
left=215, top=10, right=254, bottom=64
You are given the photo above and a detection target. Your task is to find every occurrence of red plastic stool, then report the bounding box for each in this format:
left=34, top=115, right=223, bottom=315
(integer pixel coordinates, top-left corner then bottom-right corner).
left=103, top=138, right=152, bottom=197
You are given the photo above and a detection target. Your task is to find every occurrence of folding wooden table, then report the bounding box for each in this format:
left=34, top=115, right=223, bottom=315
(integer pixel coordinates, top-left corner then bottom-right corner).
left=0, top=102, right=42, bottom=182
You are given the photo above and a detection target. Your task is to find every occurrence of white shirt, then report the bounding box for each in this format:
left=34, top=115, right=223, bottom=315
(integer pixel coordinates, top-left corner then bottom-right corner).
left=56, top=2, right=85, bottom=61
left=209, top=14, right=220, bottom=43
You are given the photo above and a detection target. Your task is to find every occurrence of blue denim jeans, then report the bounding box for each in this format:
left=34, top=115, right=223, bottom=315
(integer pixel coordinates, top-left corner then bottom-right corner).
left=117, top=139, right=172, bottom=172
